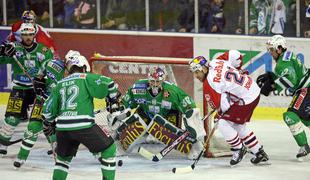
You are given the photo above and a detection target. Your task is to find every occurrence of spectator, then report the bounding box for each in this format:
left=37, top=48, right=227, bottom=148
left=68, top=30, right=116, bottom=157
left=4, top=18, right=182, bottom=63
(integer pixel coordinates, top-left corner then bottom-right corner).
left=29, top=0, right=50, bottom=27
left=178, top=0, right=195, bottom=32
left=149, top=0, right=181, bottom=32
left=249, top=0, right=286, bottom=35
left=301, top=0, right=310, bottom=37
left=64, top=0, right=78, bottom=28
left=101, top=0, right=128, bottom=30
left=53, top=0, right=65, bottom=27
left=125, top=0, right=146, bottom=30
left=74, top=0, right=97, bottom=29
left=200, top=0, right=225, bottom=33
left=224, top=0, right=244, bottom=34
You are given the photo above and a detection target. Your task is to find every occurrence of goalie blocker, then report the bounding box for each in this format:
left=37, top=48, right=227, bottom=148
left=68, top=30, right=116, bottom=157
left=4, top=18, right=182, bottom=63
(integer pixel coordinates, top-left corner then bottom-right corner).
left=114, top=108, right=206, bottom=159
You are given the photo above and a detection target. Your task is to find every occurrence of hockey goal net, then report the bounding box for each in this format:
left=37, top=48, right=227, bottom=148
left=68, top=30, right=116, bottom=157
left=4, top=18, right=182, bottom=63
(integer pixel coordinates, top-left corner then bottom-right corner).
left=89, top=53, right=230, bottom=157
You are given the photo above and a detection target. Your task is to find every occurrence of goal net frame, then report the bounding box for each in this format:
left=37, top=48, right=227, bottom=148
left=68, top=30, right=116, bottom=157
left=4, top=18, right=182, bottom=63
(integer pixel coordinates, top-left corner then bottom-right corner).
left=89, top=53, right=230, bottom=158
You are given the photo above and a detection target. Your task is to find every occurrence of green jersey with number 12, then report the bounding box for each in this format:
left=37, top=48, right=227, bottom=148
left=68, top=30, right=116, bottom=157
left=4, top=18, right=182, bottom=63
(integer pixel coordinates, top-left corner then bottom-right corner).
left=43, top=73, right=118, bottom=131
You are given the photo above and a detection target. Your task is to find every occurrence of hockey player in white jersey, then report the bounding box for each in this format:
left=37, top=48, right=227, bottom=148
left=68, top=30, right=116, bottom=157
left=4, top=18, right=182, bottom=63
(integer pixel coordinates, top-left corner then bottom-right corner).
left=189, top=56, right=269, bottom=166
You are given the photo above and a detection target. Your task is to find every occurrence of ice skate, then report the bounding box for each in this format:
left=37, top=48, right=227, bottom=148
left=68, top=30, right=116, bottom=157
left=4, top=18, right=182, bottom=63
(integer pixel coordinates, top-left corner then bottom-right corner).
left=296, top=144, right=310, bottom=162
left=251, top=146, right=269, bottom=165
left=0, top=144, right=8, bottom=157
left=230, top=144, right=247, bottom=166
left=13, top=158, right=25, bottom=169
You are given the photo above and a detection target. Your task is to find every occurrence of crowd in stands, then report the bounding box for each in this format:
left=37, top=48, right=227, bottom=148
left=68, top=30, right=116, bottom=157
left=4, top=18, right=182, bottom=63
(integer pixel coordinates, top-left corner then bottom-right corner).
left=0, top=0, right=309, bottom=37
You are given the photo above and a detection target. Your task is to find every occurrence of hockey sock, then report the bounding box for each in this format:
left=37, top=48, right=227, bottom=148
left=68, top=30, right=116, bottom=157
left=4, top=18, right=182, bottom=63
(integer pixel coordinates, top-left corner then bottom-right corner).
left=17, top=121, right=42, bottom=160
left=217, top=119, right=242, bottom=149
left=241, top=131, right=260, bottom=154
left=283, top=111, right=308, bottom=147
left=99, top=143, right=116, bottom=180
left=53, top=155, right=72, bottom=180
left=234, top=124, right=261, bottom=154
left=0, top=116, right=20, bottom=142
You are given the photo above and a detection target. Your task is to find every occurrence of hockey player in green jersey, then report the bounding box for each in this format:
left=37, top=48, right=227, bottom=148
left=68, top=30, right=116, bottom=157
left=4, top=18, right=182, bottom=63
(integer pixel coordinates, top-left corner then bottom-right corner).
left=42, top=54, right=118, bottom=180
left=257, top=35, right=310, bottom=160
left=0, top=23, right=53, bottom=156
left=13, top=57, right=66, bottom=168
left=113, top=67, right=206, bottom=159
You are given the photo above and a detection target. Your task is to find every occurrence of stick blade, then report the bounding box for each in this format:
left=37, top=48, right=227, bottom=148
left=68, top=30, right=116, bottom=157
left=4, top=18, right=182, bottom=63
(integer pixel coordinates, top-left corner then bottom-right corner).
left=152, top=153, right=163, bottom=162
left=137, top=147, right=155, bottom=161
left=172, top=165, right=194, bottom=174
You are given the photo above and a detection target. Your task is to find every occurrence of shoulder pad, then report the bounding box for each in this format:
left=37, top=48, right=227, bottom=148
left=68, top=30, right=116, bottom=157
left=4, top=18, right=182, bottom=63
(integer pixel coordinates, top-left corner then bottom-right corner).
left=282, top=51, right=292, bottom=61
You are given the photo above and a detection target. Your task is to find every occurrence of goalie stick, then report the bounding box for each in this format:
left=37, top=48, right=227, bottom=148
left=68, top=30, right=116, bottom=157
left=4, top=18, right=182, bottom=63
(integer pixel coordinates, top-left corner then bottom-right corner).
left=138, top=109, right=216, bottom=162
left=172, top=110, right=217, bottom=173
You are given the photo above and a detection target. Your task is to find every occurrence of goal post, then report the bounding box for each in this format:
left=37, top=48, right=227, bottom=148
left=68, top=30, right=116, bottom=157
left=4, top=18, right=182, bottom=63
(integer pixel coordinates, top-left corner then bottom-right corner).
left=89, top=53, right=230, bottom=157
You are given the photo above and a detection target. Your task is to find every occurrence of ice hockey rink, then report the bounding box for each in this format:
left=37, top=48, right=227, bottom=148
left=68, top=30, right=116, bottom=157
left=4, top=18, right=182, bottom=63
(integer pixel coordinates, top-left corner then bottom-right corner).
left=0, top=107, right=309, bottom=180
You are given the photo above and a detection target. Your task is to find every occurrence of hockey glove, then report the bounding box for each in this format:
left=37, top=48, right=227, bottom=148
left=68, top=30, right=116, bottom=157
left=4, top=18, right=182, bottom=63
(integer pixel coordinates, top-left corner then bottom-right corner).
left=256, top=72, right=275, bottom=96
left=34, top=77, right=48, bottom=99
left=3, top=42, right=16, bottom=57
left=43, top=120, right=56, bottom=137
left=106, top=91, right=122, bottom=113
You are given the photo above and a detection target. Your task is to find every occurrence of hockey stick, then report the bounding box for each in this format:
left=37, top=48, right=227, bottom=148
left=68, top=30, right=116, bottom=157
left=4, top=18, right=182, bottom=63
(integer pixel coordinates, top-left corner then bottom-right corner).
left=12, top=55, right=34, bottom=84
left=138, top=109, right=216, bottom=162
left=138, top=130, right=190, bottom=162
left=172, top=109, right=217, bottom=173
left=0, top=131, right=43, bottom=146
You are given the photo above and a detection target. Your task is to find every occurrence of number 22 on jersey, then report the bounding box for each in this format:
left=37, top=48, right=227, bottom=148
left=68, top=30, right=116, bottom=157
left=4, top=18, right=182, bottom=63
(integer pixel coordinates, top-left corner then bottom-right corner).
left=224, top=69, right=252, bottom=90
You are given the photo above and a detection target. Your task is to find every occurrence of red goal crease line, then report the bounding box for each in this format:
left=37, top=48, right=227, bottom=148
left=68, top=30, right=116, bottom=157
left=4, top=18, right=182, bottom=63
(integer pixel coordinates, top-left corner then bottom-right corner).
left=90, top=53, right=191, bottom=65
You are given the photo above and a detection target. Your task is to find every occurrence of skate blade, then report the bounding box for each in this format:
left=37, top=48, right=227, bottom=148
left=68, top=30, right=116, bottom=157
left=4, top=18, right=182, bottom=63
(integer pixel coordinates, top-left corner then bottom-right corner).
left=297, top=155, right=310, bottom=162
left=255, top=162, right=271, bottom=166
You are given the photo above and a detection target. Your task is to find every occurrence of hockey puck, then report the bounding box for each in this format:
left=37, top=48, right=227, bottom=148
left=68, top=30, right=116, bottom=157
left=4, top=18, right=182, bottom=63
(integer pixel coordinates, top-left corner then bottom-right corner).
left=172, top=168, right=176, bottom=173
left=118, top=160, right=123, bottom=167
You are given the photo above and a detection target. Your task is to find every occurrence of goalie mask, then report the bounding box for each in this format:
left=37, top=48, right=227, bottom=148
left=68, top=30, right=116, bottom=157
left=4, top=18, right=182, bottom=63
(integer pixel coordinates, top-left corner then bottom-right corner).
left=148, top=67, right=166, bottom=96
left=22, top=10, right=36, bottom=23
left=66, top=55, right=91, bottom=73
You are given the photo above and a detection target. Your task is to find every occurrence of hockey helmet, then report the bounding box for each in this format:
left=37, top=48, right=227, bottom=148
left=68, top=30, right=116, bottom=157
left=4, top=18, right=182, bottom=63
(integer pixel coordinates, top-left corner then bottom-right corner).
left=189, top=56, right=208, bottom=72
left=66, top=55, right=91, bottom=73
left=266, top=35, right=287, bottom=51
left=22, top=10, right=36, bottom=23
left=148, top=67, right=166, bottom=82
left=65, top=50, right=81, bottom=62
left=20, top=23, right=36, bottom=35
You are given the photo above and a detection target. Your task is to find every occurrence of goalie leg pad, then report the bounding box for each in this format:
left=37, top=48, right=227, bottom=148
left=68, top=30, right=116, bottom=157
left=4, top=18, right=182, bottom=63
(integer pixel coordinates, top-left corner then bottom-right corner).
left=183, top=108, right=206, bottom=139
left=147, top=114, right=194, bottom=154
left=116, top=113, right=148, bottom=152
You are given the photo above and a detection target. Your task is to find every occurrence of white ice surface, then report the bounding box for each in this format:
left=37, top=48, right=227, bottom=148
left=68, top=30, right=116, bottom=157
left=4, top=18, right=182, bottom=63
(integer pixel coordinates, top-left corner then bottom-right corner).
left=0, top=119, right=309, bottom=180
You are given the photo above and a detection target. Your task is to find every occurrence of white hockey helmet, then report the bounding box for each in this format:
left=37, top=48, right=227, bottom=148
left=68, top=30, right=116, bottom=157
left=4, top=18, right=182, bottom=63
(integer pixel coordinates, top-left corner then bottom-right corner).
left=66, top=55, right=91, bottom=73
left=266, top=35, right=287, bottom=50
left=65, top=50, right=81, bottom=61
left=189, top=56, right=208, bottom=72
left=20, top=23, right=36, bottom=35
